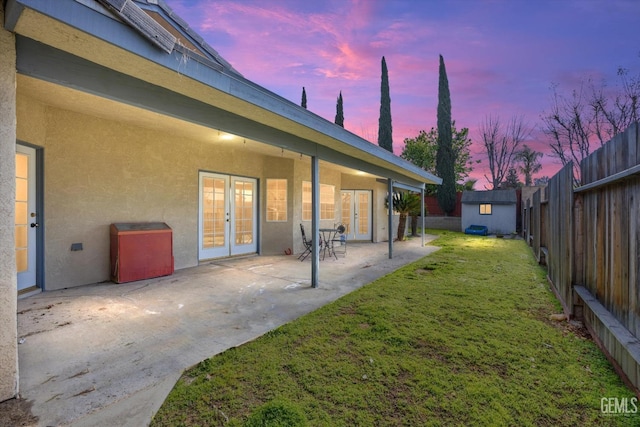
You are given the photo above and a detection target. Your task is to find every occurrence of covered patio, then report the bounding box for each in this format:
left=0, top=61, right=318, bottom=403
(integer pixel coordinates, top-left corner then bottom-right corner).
left=16, top=237, right=438, bottom=426
left=1, top=0, right=441, bottom=411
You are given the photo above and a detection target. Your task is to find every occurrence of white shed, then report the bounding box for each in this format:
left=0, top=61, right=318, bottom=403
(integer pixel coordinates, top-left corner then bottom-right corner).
left=461, top=190, right=517, bottom=235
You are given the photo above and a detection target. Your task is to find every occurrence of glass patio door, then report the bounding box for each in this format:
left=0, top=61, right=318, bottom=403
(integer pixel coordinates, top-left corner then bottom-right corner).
left=16, top=145, right=37, bottom=291
left=199, top=172, right=257, bottom=260
left=341, top=190, right=372, bottom=241
left=230, top=177, right=257, bottom=255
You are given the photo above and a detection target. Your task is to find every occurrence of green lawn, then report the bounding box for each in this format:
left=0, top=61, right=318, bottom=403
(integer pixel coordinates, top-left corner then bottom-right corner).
left=152, top=231, right=637, bottom=426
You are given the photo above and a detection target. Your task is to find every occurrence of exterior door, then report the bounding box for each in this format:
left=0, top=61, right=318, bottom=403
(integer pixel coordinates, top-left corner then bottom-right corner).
left=199, top=172, right=257, bottom=260
left=16, top=145, right=37, bottom=291
left=341, top=190, right=372, bottom=241
left=230, top=177, right=257, bottom=255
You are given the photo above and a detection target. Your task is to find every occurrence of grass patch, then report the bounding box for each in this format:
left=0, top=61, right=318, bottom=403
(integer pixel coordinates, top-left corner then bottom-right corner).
left=152, top=230, right=637, bottom=426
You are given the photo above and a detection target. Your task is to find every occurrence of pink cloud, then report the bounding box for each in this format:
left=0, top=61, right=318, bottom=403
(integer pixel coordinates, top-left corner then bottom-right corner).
left=165, top=0, right=639, bottom=188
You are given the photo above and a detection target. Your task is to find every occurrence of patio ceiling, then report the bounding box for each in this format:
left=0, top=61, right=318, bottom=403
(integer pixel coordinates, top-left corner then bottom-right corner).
left=17, top=75, right=375, bottom=178
left=6, top=0, right=441, bottom=188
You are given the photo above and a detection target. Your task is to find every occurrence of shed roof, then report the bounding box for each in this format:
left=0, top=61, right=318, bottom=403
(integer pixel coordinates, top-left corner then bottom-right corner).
left=461, top=190, right=517, bottom=204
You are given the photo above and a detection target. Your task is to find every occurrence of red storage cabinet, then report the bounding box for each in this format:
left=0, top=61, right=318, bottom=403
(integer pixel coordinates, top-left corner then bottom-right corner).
left=110, top=222, right=174, bottom=283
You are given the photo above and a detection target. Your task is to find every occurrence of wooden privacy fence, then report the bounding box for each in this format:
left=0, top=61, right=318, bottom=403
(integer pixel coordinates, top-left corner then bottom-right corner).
left=523, top=122, right=640, bottom=393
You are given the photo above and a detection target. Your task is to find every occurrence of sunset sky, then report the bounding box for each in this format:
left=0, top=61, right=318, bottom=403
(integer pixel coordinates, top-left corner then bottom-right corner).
left=165, top=0, right=640, bottom=188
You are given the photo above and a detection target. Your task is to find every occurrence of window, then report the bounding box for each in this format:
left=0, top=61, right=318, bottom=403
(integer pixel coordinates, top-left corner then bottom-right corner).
left=302, top=181, right=335, bottom=220
left=266, top=179, right=287, bottom=222
left=479, top=203, right=492, bottom=215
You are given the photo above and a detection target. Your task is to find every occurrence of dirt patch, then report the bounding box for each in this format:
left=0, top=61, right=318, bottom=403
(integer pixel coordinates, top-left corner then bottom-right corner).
left=0, top=397, right=38, bottom=427
left=544, top=314, right=592, bottom=341
left=563, top=319, right=592, bottom=340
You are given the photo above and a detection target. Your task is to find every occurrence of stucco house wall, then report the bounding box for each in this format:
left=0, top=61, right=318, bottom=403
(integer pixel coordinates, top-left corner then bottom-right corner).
left=0, top=3, right=18, bottom=402
left=17, top=92, right=400, bottom=288
left=17, top=94, right=344, bottom=289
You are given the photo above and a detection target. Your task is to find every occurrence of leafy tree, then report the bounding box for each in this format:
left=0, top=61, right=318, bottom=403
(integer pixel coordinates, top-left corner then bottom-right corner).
left=514, top=144, right=543, bottom=186
left=378, top=56, right=393, bottom=152
left=503, top=167, right=522, bottom=189
left=389, top=192, right=421, bottom=241
left=401, top=124, right=474, bottom=193
left=463, top=179, right=477, bottom=191
left=435, top=55, right=457, bottom=215
left=401, top=129, right=436, bottom=171
left=479, top=114, right=531, bottom=189
left=301, top=87, right=307, bottom=109
left=335, top=91, right=344, bottom=127
left=409, top=194, right=425, bottom=237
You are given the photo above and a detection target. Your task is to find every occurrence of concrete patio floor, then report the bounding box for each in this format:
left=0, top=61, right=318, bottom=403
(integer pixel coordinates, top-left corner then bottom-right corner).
left=16, top=236, right=438, bottom=426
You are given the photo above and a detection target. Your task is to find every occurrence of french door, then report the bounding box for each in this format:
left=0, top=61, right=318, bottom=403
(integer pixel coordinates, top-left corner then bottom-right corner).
left=16, top=145, right=38, bottom=291
left=340, top=190, right=372, bottom=241
left=199, top=172, right=257, bottom=260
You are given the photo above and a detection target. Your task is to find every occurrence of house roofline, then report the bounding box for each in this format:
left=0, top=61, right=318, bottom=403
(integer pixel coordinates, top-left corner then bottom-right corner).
left=6, top=0, right=441, bottom=187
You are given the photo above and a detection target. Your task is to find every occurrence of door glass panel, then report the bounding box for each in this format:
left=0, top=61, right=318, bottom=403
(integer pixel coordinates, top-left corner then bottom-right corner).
left=234, top=181, right=253, bottom=245
left=15, top=200, right=27, bottom=224
left=358, top=193, right=369, bottom=234
left=15, top=153, right=29, bottom=272
left=15, top=225, right=28, bottom=247
left=16, top=153, right=28, bottom=179
left=16, top=249, right=28, bottom=272
left=341, top=192, right=351, bottom=234
left=202, top=177, right=226, bottom=248
left=16, top=178, right=27, bottom=201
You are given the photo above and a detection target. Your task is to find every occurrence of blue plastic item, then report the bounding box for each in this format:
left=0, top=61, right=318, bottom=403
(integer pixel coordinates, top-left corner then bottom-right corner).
left=465, top=225, right=488, bottom=236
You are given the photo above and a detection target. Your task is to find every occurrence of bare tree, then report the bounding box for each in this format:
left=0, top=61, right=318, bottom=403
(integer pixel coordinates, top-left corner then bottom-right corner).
left=592, top=68, right=640, bottom=140
left=541, top=68, right=640, bottom=183
left=479, top=115, right=531, bottom=189
left=541, top=83, right=598, bottom=181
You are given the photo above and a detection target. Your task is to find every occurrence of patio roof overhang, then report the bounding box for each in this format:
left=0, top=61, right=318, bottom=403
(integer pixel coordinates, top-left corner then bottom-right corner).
left=5, top=0, right=442, bottom=189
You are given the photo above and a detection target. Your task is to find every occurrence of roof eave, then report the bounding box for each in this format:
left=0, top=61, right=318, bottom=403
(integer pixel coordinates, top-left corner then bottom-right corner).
left=7, top=0, right=441, bottom=186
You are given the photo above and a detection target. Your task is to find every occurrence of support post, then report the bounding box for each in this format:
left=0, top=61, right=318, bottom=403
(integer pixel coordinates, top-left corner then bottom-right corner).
left=311, top=155, right=319, bottom=288
left=388, top=178, right=393, bottom=259
left=421, top=187, right=425, bottom=247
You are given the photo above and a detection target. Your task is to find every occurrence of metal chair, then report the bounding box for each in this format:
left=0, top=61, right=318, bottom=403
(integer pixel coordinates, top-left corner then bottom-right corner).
left=331, top=223, right=347, bottom=257
left=298, top=224, right=313, bottom=261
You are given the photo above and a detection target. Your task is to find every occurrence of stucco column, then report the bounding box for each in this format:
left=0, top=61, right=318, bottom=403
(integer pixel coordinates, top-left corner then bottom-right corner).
left=0, top=3, right=19, bottom=402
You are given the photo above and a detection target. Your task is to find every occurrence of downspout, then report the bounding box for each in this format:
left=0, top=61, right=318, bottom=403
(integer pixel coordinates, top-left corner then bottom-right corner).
left=311, top=155, right=319, bottom=288
left=388, top=178, right=393, bottom=259
left=421, top=187, right=425, bottom=247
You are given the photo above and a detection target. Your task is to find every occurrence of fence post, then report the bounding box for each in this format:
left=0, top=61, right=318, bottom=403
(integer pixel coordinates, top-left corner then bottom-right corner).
left=572, top=193, right=584, bottom=318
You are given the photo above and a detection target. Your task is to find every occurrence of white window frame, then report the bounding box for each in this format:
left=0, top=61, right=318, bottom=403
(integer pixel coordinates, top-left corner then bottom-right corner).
left=479, top=203, right=492, bottom=215
left=302, top=181, right=335, bottom=221
left=266, top=179, right=287, bottom=222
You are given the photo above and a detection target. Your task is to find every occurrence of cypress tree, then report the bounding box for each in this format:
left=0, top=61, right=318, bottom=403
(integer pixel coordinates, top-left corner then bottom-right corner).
left=335, top=91, right=344, bottom=127
left=301, top=87, right=307, bottom=109
left=377, top=56, right=393, bottom=152
left=435, top=54, right=457, bottom=215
